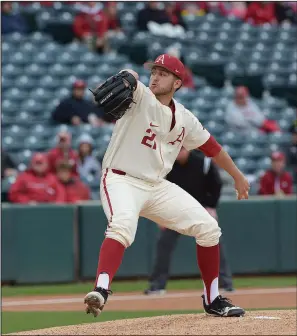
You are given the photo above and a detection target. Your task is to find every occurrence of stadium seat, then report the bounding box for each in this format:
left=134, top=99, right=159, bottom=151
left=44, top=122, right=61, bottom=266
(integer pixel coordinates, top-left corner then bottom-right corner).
left=1, top=15, right=296, bottom=198
left=234, top=157, right=257, bottom=174
left=33, top=51, right=55, bottom=66
left=49, top=63, right=72, bottom=78
left=16, top=149, right=33, bottom=165
left=2, top=64, right=23, bottom=79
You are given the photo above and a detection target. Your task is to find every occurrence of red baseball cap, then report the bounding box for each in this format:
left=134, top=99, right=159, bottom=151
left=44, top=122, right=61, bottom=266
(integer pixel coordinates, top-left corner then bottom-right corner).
left=144, top=54, right=185, bottom=82
left=31, top=153, right=48, bottom=164
left=271, top=151, right=285, bottom=161
left=73, top=80, right=86, bottom=89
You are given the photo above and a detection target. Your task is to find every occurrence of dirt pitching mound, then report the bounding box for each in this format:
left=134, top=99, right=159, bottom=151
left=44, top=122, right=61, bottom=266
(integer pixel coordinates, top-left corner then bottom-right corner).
left=9, top=310, right=296, bottom=335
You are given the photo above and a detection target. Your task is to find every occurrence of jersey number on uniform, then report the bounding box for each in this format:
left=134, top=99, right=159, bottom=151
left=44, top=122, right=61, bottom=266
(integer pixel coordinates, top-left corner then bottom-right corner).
left=141, top=128, right=157, bottom=150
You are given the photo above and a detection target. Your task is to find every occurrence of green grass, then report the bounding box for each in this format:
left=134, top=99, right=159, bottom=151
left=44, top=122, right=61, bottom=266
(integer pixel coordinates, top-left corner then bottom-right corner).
left=2, top=276, right=296, bottom=297
left=2, top=310, right=201, bottom=334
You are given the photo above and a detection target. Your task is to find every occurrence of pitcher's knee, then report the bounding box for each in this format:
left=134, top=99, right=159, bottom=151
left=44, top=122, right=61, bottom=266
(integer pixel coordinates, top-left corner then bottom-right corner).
left=105, top=214, right=137, bottom=248
left=195, top=217, right=222, bottom=247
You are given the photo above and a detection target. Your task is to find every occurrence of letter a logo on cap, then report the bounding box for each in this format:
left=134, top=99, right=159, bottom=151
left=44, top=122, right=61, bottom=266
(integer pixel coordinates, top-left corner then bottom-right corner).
left=155, top=54, right=165, bottom=65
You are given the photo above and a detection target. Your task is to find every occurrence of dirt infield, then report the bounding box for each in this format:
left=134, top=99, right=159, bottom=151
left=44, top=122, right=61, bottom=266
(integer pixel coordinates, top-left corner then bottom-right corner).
left=4, top=288, right=296, bottom=335
left=3, top=287, right=296, bottom=312
left=8, top=310, right=297, bottom=335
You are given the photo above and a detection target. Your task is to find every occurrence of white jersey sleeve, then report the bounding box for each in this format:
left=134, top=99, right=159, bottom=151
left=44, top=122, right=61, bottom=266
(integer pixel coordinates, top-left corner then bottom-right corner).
left=182, top=110, right=210, bottom=151
left=128, top=81, right=155, bottom=115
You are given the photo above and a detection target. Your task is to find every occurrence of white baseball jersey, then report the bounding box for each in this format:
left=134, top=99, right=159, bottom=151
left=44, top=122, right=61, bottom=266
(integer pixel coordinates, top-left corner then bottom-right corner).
left=102, top=81, right=210, bottom=183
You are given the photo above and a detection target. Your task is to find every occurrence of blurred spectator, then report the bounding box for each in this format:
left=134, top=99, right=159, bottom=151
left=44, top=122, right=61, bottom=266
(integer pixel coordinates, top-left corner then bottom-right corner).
left=225, top=86, right=280, bottom=134
left=56, top=161, right=91, bottom=203
left=166, top=46, right=194, bottom=89
left=203, top=1, right=246, bottom=18
left=51, top=80, right=104, bottom=127
left=177, top=1, right=246, bottom=18
left=245, top=2, right=277, bottom=25
left=104, top=2, right=122, bottom=32
left=47, top=131, right=79, bottom=176
left=77, top=134, right=101, bottom=182
left=222, top=2, right=247, bottom=19
left=1, top=1, right=28, bottom=35
left=137, top=2, right=170, bottom=31
left=258, top=152, right=293, bottom=196
left=9, top=153, right=65, bottom=204
left=73, top=1, right=109, bottom=53
left=286, top=119, right=297, bottom=182
left=275, top=2, right=297, bottom=25
left=1, top=150, right=17, bottom=179
left=164, top=2, right=187, bottom=29
left=174, top=2, right=208, bottom=16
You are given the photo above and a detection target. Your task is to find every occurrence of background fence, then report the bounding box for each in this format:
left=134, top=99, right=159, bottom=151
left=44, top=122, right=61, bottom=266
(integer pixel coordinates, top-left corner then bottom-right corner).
left=2, top=197, right=296, bottom=284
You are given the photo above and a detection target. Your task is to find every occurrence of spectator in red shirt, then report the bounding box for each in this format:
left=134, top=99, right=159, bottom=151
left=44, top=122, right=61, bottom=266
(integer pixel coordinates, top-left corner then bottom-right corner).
left=258, top=152, right=293, bottom=196
left=9, top=153, right=65, bottom=204
left=245, top=2, right=276, bottom=26
left=73, top=1, right=108, bottom=53
left=56, top=161, right=90, bottom=203
left=164, top=2, right=187, bottom=29
left=104, top=2, right=121, bottom=32
left=47, top=131, right=79, bottom=176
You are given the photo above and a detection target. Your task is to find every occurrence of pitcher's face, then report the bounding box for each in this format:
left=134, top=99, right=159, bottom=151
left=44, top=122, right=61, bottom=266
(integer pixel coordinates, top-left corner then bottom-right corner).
left=149, top=67, right=181, bottom=96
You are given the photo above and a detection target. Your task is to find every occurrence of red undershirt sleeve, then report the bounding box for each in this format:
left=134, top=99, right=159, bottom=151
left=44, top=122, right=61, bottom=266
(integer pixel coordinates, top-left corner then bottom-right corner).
left=197, top=135, right=222, bottom=157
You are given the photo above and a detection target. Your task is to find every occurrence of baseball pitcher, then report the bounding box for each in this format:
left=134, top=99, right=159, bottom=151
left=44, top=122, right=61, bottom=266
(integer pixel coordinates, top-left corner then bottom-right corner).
left=84, top=54, right=250, bottom=318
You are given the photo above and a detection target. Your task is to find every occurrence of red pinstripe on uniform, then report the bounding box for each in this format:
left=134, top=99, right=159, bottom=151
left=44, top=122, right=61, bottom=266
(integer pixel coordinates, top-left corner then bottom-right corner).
left=103, top=168, right=113, bottom=224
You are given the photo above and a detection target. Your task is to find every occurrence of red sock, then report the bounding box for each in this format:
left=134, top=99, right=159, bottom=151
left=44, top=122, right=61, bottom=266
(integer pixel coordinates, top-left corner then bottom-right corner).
left=94, top=238, right=125, bottom=289
left=196, top=244, right=220, bottom=305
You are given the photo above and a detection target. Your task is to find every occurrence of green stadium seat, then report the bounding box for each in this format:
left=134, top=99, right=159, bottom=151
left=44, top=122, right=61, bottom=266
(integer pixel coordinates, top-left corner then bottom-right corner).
left=59, top=51, right=76, bottom=66
left=205, top=121, right=224, bottom=136
left=49, top=64, right=72, bottom=78
left=257, top=157, right=271, bottom=171
left=268, top=132, right=291, bottom=146
left=18, top=111, right=35, bottom=126
left=3, top=32, right=24, bottom=44
left=223, top=145, right=240, bottom=160
left=234, top=157, right=257, bottom=174
left=80, top=51, right=100, bottom=66
left=30, top=124, right=54, bottom=139
left=24, top=64, right=47, bottom=77
left=6, top=125, right=28, bottom=138
left=212, top=108, right=225, bottom=122
left=16, top=150, right=33, bottom=165
left=2, top=64, right=23, bottom=78
left=38, top=76, right=61, bottom=90
left=279, top=119, right=291, bottom=130
left=2, top=100, right=19, bottom=115
left=21, top=99, right=45, bottom=115
left=241, top=144, right=268, bottom=159
left=33, top=51, right=55, bottom=66
left=222, top=131, right=245, bottom=147
left=72, top=64, right=94, bottom=79
left=25, top=136, right=47, bottom=151
left=2, top=136, right=24, bottom=152
left=3, top=88, right=27, bottom=103
left=16, top=75, right=38, bottom=90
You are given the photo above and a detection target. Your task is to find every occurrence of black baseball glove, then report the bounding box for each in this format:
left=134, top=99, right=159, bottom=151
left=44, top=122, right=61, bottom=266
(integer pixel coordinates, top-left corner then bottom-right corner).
left=89, top=71, right=137, bottom=120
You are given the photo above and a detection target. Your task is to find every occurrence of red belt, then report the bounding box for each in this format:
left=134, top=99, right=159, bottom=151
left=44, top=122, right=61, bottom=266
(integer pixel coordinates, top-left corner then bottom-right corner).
left=111, top=169, right=126, bottom=176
